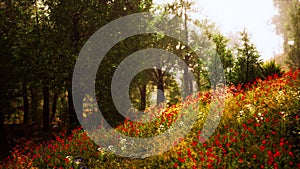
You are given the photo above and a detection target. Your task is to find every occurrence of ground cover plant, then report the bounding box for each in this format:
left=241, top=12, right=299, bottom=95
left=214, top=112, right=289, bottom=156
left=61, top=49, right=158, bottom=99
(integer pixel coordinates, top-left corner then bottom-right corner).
left=1, top=69, right=299, bottom=168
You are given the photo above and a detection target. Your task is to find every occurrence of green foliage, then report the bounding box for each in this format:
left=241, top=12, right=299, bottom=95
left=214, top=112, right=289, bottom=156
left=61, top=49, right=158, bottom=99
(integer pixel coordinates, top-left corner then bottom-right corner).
left=261, top=60, right=284, bottom=78
left=212, top=33, right=234, bottom=81
left=231, top=30, right=263, bottom=85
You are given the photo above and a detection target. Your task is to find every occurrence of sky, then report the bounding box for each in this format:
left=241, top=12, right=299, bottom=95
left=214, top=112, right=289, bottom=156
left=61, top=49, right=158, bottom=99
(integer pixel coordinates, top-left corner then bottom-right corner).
left=153, top=0, right=283, bottom=61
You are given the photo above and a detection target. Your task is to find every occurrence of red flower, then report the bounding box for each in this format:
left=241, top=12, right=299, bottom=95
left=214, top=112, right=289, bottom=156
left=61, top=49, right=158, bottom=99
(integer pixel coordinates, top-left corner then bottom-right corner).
left=252, top=154, right=257, bottom=159
left=178, top=157, right=185, bottom=163
left=64, top=158, right=70, bottom=164
left=188, top=148, right=192, bottom=157
left=198, top=136, right=205, bottom=143
left=288, top=152, right=294, bottom=157
left=280, top=142, right=284, bottom=147
left=262, top=140, right=267, bottom=145
left=274, top=151, right=281, bottom=157
left=234, top=131, right=238, bottom=136
left=230, top=138, right=236, bottom=143
left=274, top=163, right=278, bottom=169
left=260, top=146, right=265, bottom=151
left=200, top=157, right=205, bottom=161
left=173, top=163, right=178, bottom=168
left=267, top=151, right=272, bottom=156
left=215, top=140, right=220, bottom=146
left=268, top=156, right=274, bottom=165
left=192, top=141, right=198, bottom=147
left=239, top=158, right=243, bottom=163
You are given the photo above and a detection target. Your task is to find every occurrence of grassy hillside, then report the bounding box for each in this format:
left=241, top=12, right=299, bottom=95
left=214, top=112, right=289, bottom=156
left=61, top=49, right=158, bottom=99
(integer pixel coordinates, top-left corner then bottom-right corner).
left=1, top=69, right=299, bottom=169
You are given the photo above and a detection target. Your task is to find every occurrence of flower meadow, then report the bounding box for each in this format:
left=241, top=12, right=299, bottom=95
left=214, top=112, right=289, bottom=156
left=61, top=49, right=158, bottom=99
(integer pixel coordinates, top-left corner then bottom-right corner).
left=1, top=69, right=299, bottom=169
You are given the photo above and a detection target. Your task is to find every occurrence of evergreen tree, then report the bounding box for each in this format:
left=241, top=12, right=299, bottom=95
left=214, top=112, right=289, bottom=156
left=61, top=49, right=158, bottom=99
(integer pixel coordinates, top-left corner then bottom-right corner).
left=232, top=30, right=263, bottom=85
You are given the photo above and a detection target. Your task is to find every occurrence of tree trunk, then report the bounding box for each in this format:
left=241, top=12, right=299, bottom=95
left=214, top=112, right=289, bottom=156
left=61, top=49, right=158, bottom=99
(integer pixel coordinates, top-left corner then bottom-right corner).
left=22, top=82, right=29, bottom=124
left=50, top=92, right=58, bottom=123
left=246, top=55, right=249, bottom=84
left=68, top=7, right=82, bottom=130
left=0, top=106, right=6, bottom=150
left=189, top=78, right=193, bottom=94
left=42, top=85, right=50, bottom=132
left=183, top=7, right=191, bottom=97
left=68, top=88, right=82, bottom=129
left=30, top=86, right=38, bottom=124
left=156, top=69, right=165, bottom=105
left=183, top=64, right=190, bottom=98
left=139, top=84, right=147, bottom=111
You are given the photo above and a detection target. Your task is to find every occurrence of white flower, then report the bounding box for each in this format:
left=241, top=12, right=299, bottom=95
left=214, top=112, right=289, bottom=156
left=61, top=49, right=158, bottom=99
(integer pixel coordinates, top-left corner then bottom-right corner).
left=65, top=156, right=73, bottom=160
left=167, top=126, right=174, bottom=134
left=120, top=138, right=127, bottom=145
left=108, top=145, right=115, bottom=152
left=97, top=147, right=106, bottom=154
left=245, top=104, right=255, bottom=113
left=65, top=156, right=73, bottom=163
left=179, top=122, right=184, bottom=127
left=121, top=145, right=127, bottom=151
left=239, top=110, right=244, bottom=117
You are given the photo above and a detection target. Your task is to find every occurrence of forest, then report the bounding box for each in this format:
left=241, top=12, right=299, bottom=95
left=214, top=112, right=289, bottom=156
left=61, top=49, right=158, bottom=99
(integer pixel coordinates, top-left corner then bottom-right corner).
left=0, top=0, right=299, bottom=168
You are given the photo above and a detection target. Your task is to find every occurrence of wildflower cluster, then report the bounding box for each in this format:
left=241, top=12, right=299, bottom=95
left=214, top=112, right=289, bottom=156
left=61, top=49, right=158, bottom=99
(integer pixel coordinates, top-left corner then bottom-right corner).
left=1, top=69, right=299, bottom=168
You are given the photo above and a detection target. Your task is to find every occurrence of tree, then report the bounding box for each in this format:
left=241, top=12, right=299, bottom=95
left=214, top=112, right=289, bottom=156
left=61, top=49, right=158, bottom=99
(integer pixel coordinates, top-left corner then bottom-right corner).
left=211, top=33, right=234, bottom=84
left=129, top=70, right=152, bottom=111
left=91, top=1, right=153, bottom=126
left=190, top=19, right=215, bottom=90
left=287, top=1, right=300, bottom=68
left=47, top=0, right=146, bottom=128
left=166, top=0, right=195, bottom=97
left=232, top=30, right=263, bottom=85
left=272, top=0, right=300, bottom=69
left=0, top=0, right=23, bottom=148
